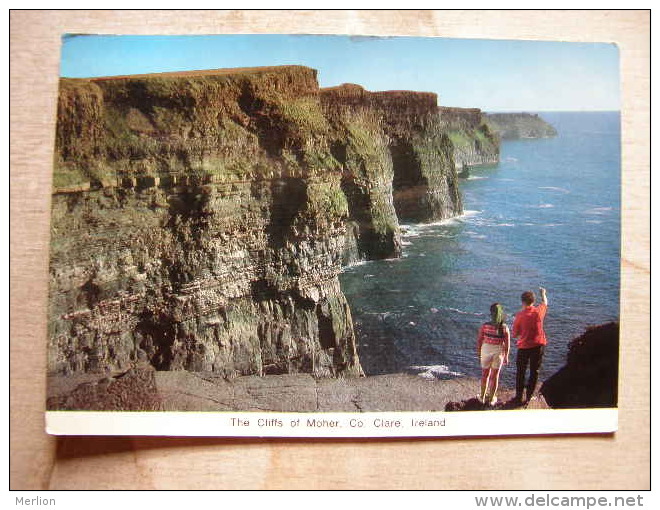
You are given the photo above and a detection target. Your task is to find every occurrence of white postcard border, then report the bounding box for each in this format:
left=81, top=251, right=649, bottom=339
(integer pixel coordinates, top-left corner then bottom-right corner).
left=46, top=408, right=618, bottom=438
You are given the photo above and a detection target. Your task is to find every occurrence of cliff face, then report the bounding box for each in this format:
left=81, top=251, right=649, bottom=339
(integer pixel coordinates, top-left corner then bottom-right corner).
left=484, top=112, right=557, bottom=140
left=49, top=67, right=463, bottom=378
left=322, top=84, right=462, bottom=227
left=438, top=107, right=499, bottom=170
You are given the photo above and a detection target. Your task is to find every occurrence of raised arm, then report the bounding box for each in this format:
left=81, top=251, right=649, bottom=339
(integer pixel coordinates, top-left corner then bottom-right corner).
left=539, top=287, right=548, bottom=305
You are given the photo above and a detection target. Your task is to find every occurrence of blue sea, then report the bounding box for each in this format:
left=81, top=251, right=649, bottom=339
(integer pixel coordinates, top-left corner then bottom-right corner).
left=339, top=111, right=621, bottom=385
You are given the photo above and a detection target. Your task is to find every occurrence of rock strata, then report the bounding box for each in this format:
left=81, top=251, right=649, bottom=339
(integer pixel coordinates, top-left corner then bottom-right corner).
left=49, top=66, right=465, bottom=378
left=321, top=84, right=462, bottom=259
left=438, top=106, right=499, bottom=170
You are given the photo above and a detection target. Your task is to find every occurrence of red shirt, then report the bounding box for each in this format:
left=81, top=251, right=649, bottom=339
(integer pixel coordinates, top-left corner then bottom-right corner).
left=478, top=323, right=510, bottom=345
left=513, top=303, right=548, bottom=349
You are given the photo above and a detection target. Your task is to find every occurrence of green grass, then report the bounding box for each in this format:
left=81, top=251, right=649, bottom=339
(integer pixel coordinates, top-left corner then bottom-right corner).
left=447, top=130, right=472, bottom=148
left=275, top=96, right=329, bottom=134
left=52, top=162, right=89, bottom=189
left=305, top=180, right=349, bottom=220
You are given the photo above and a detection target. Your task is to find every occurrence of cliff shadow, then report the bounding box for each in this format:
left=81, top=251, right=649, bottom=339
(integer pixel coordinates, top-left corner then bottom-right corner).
left=264, top=178, right=307, bottom=248
left=389, top=140, right=429, bottom=223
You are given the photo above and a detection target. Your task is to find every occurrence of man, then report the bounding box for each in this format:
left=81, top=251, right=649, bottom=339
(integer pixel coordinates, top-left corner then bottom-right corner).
left=512, top=287, right=548, bottom=405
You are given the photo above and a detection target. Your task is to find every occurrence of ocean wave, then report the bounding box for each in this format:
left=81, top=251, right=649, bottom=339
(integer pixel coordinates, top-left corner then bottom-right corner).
left=467, top=176, right=488, bottom=181
left=462, top=210, right=481, bottom=218
left=539, top=186, right=570, bottom=194
left=400, top=210, right=482, bottom=234
left=585, top=207, right=613, bottom=215
left=410, top=364, right=464, bottom=379
left=341, top=260, right=372, bottom=272
left=446, top=306, right=484, bottom=316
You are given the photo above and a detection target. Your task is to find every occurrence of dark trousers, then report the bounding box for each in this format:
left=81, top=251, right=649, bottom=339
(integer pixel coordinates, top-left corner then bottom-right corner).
left=516, top=345, right=545, bottom=401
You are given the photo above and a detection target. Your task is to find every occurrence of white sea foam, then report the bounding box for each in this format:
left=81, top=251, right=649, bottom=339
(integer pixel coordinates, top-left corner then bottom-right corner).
left=539, top=186, right=570, bottom=194
left=467, top=176, right=488, bottom=181
left=410, top=364, right=464, bottom=379
left=462, top=210, right=481, bottom=218
left=585, top=207, right=613, bottom=215
left=401, top=210, right=481, bottom=235
left=447, top=307, right=484, bottom=316
left=342, top=259, right=370, bottom=270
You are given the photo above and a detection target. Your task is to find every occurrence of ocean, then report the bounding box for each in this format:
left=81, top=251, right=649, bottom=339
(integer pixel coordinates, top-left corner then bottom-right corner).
left=339, top=111, right=621, bottom=386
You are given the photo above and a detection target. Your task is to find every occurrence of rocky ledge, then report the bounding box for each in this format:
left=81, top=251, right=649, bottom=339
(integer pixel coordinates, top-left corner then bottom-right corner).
left=47, top=368, right=549, bottom=412
left=47, top=321, right=617, bottom=412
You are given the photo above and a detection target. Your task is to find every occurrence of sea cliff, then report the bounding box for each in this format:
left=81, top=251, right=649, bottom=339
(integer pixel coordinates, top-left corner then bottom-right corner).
left=438, top=106, right=499, bottom=170
left=484, top=112, right=557, bottom=139
left=49, top=66, right=463, bottom=378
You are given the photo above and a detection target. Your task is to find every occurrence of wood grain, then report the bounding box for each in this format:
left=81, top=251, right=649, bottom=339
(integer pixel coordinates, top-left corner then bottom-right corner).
left=10, top=10, right=649, bottom=490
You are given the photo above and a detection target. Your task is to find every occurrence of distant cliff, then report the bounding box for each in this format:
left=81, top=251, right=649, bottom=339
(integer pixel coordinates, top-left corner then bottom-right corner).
left=49, top=66, right=463, bottom=378
left=484, top=112, right=557, bottom=139
left=438, top=107, right=499, bottom=170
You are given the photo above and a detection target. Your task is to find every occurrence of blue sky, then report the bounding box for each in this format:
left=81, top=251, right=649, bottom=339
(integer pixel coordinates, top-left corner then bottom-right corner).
left=60, top=34, right=620, bottom=112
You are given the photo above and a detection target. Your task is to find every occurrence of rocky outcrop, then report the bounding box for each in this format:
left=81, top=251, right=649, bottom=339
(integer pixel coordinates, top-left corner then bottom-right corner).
left=484, top=112, right=557, bottom=139
left=49, top=66, right=463, bottom=378
left=47, top=368, right=163, bottom=411
left=541, top=322, right=619, bottom=408
left=438, top=107, right=499, bottom=171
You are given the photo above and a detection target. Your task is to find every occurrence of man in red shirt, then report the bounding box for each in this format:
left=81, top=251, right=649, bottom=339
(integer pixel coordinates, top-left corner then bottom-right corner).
left=512, top=287, right=548, bottom=404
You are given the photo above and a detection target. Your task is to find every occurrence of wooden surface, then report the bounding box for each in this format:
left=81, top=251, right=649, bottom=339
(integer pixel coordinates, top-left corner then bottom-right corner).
left=10, top=10, right=650, bottom=490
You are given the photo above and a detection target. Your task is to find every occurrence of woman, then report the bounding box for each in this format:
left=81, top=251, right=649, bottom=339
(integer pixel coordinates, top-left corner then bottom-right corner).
left=477, top=303, right=510, bottom=406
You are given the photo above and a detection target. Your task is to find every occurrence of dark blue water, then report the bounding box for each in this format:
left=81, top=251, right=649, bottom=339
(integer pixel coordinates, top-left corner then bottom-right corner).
left=340, top=112, right=621, bottom=385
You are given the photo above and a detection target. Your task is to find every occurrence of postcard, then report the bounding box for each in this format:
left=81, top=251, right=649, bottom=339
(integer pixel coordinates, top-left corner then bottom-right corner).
left=45, top=34, right=620, bottom=437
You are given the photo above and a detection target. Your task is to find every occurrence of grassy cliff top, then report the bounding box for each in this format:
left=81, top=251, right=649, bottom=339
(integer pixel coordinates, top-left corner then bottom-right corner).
left=83, top=65, right=316, bottom=82
left=322, top=83, right=437, bottom=103
left=484, top=112, right=557, bottom=139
